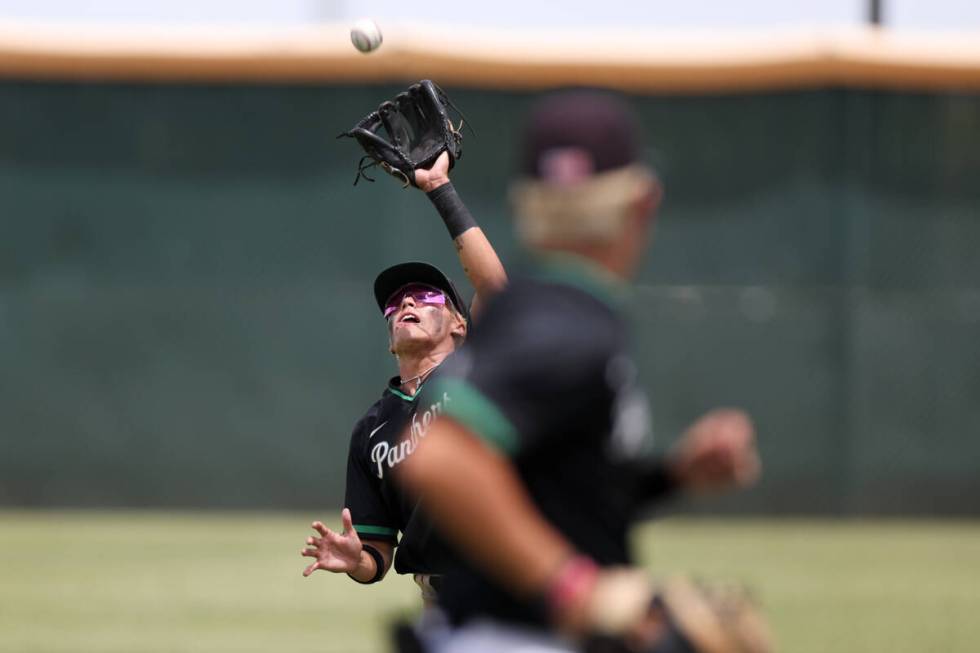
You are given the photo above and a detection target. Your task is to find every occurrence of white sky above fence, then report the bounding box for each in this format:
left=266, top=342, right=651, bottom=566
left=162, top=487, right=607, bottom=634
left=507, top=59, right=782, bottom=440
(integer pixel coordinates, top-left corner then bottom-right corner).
left=0, top=0, right=978, bottom=29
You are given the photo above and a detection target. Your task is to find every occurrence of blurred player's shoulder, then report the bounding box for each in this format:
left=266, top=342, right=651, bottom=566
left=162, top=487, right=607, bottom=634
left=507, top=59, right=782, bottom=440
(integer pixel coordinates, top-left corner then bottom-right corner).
left=463, top=266, right=622, bottom=376
left=482, top=257, right=623, bottom=327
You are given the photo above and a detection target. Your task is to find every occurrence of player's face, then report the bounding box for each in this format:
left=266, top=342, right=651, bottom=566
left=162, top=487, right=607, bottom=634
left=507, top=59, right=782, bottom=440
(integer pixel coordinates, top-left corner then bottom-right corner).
left=385, top=285, right=459, bottom=354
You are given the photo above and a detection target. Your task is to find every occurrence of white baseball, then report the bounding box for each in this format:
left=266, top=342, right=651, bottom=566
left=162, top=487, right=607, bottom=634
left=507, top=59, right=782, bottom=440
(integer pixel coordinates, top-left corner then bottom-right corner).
left=350, top=19, right=383, bottom=53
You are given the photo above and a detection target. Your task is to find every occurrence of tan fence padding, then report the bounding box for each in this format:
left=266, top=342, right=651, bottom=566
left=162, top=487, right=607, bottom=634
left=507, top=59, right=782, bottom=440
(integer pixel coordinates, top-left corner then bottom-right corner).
left=0, top=22, right=979, bottom=91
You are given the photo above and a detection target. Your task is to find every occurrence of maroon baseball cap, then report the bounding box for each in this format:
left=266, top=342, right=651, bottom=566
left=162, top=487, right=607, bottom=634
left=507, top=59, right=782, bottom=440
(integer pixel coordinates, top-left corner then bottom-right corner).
left=520, top=90, right=644, bottom=183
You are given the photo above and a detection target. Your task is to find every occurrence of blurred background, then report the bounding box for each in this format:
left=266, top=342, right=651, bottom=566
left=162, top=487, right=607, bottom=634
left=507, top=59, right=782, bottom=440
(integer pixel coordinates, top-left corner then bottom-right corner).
left=0, top=1, right=978, bottom=652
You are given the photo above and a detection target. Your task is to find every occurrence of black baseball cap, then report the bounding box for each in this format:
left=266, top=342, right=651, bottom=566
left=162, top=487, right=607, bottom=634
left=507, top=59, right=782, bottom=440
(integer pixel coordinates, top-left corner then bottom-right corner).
left=373, top=262, right=469, bottom=321
left=520, top=89, right=643, bottom=181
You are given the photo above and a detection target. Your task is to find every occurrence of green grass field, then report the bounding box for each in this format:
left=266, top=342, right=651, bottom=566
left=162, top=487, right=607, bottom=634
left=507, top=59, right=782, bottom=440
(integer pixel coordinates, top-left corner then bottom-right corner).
left=2, top=512, right=978, bottom=652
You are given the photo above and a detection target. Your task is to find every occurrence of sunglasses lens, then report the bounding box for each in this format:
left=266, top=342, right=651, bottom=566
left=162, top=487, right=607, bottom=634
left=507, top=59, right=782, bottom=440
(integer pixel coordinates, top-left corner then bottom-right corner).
left=417, top=291, right=447, bottom=305
left=384, top=285, right=447, bottom=318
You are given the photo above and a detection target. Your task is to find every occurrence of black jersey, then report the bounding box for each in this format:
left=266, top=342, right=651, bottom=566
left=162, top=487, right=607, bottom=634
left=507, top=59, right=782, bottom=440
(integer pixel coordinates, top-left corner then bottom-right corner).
left=344, top=377, right=456, bottom=576
left=422, top=254, right=670, bottom=627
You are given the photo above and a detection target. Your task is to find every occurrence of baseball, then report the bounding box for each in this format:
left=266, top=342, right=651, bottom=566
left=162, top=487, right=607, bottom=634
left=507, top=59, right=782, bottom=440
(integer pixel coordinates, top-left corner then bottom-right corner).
left=350, top=19, right=383, bottom=53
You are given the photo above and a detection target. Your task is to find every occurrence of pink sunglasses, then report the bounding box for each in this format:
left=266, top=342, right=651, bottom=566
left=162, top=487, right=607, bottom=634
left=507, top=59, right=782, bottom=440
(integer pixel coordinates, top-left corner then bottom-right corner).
left=383, top=284, right=448, bottom=318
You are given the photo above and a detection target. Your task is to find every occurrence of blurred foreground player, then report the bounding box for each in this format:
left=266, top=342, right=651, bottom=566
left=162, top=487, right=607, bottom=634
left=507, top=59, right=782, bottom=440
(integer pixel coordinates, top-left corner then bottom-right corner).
left=400, top=91, right=771, bottom=652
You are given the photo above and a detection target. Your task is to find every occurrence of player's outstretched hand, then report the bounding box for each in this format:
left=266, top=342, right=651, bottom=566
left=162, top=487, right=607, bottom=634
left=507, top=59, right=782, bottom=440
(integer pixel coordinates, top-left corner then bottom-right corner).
left=301, top=508, right=363, bottom=576
left=668, top=408, right=761, bottom=494
left=413, top=151, right=451, bottom=193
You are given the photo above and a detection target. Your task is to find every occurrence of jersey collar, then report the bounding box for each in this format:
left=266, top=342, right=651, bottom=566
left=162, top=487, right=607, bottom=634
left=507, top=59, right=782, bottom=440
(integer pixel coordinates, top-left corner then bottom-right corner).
left=387, top=376, right=422, bottom=402
left=532, top=252, right=629, bottom=311
left=386, top=353, right=454, bottom=402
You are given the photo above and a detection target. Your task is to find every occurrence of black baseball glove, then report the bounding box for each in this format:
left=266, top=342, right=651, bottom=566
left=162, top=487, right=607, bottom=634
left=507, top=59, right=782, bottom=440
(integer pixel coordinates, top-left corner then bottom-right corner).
left=339, top=80, right=467, bottom=188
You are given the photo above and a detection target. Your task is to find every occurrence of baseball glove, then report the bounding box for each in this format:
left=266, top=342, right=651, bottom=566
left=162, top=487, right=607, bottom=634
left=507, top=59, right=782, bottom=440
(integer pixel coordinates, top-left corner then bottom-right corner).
left=583, top=575, right=773, bottom=653
left=339, top=80, right=467, bottom=188
left=655, top=577, right=773, bottom=653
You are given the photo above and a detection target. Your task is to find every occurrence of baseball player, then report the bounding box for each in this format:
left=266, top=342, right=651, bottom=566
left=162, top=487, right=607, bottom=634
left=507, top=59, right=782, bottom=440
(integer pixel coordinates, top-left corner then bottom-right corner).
left=399, top=91, right=768, bottom=652
left=299, top=149, right=507, bottom=601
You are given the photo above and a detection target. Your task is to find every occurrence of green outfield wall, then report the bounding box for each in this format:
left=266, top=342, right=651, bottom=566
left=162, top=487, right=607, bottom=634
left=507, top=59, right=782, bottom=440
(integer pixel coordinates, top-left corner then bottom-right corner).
left=1, top=82, right=977, bottom=514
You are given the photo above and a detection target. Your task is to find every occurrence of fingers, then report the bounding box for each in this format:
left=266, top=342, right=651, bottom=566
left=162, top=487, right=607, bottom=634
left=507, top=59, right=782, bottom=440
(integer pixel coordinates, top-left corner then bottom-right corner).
left=735, top=449, right=762, bottom=486
left=301, top=551, right=356, bottom=576
left=685, top=409, right=757, bottom=459
left=705, top=408, right=755, bottom=442
left=311, top=521, right=330, bottom=537
left=672, top=408, right=762, bottom=492
left=704, top=449, right=761, bottom=489
left=308, top=518, right=357, bottom=552
left=302, top=561, right=320, bottom=577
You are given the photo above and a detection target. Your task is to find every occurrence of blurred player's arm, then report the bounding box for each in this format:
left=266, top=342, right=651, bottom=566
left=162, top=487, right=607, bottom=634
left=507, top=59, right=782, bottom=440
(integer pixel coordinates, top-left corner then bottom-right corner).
left=401, top=418, right=656, bottom=638
left=415, top=152, right=507, bottom=317
left=639, top=408, right=762, bottom=504
left=301, top=507, right=394, bottom=583
left=402, top=419, right=771, bottom=649
left=399, top=417, right=574, bottom=598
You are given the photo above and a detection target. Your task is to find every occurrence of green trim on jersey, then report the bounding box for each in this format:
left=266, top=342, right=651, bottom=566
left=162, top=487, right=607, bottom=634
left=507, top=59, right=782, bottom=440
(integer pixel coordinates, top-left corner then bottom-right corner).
left=354, top=524, right=398, bottom=536
left=431, top=377, right=519, bottom=455
left=388, top=386, right=419, bottom=402
left=533, top=252, right=628, bottom=310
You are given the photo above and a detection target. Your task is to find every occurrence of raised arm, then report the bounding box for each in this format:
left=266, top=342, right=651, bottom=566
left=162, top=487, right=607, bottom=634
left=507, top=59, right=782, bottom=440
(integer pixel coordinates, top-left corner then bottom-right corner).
left=415, top=152, right=507, bottom=318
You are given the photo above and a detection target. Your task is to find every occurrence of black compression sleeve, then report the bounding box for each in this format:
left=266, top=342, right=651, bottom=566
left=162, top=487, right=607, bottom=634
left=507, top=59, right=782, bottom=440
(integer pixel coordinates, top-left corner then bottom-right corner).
left=427, top=182, right=478, bottom=239
left=347, top=543, right=386, bottom=585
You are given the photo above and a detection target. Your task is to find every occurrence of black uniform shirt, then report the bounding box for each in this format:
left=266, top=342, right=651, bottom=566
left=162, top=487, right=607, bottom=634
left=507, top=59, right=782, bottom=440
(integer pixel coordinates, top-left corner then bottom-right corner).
left=423, top=254, right=662, bottom=626
left=344, top=376, right=455, bottom=575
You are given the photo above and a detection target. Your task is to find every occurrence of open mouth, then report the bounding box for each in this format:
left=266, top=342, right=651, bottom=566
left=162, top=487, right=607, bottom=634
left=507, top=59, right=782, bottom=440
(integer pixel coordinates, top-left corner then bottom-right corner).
left=398, top=312, right=421, bottom=324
